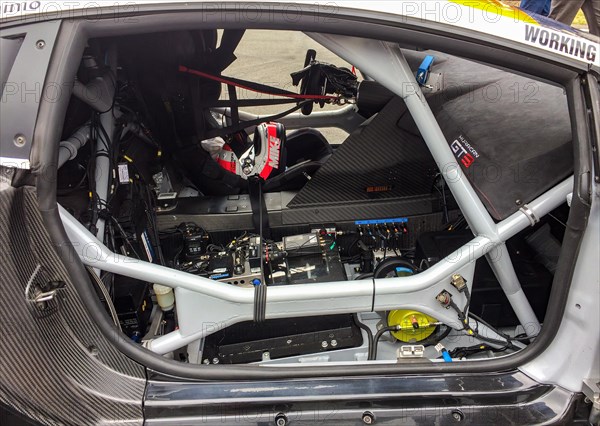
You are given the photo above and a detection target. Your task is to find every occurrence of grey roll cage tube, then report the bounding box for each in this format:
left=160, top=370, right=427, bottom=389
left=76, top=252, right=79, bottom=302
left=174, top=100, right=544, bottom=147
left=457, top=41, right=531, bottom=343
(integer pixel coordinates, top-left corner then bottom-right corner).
left=57, top=34, right=573, bottom=356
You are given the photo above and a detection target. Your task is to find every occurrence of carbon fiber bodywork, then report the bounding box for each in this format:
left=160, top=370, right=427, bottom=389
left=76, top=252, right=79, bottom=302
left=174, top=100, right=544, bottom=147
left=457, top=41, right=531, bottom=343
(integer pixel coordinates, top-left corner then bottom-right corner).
left=1, top=3, right=597, bottom=425
left=0, top=179, right=145, bottom=426
left=290, top=97, right=439, bottom=207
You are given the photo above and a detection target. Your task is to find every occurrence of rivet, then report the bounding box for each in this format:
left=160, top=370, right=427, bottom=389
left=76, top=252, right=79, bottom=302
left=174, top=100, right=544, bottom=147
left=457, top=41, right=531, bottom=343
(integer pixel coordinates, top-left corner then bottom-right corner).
left=14, top=134, right=26, bottom=147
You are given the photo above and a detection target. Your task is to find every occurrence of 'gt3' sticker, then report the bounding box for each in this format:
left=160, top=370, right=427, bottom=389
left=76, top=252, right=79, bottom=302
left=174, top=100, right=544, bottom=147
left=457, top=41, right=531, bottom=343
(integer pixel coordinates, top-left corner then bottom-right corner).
left=451, top=134, right=480, bottom=169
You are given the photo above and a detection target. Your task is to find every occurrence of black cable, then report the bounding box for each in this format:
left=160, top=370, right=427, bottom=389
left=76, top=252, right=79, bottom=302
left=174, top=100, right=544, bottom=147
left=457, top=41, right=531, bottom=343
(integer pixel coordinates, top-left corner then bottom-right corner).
left=449, top=302, right=519, bottom=349
left=449, top=343, right=509, bottom=359
left=352, top=314, right=373, bottom=360
left=468, top=312, right=511, bottom=340
left=285, top=231, right=327, bottom=257
left=106, top=214, right=141, bottom=258
left=441, top=180, right=449, bottom=224
left=143, top=183, right=166, bottom=266
left=354, top=272, right=373, bottom=281
left=433, top=174, right=449, bottom=225
left=462, top=287, right=471, bottom=318
left=369, top=325, right=398, bottom=360
left=206, top=101, right=310, bottom=139
left=417, top=324, right=452, bottom=347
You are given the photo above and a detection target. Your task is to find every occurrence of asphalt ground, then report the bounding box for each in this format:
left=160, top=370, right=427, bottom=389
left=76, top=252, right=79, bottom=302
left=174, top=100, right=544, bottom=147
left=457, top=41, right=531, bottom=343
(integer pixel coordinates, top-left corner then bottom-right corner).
left=220, top=30, right=354, bottom=143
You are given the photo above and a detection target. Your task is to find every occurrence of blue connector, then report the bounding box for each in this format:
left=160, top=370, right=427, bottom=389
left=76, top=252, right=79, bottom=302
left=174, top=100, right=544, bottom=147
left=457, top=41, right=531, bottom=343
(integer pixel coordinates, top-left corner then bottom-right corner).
left=435, top=343, right=453, bottom=363
left=416, top=55, right=435, bottom=86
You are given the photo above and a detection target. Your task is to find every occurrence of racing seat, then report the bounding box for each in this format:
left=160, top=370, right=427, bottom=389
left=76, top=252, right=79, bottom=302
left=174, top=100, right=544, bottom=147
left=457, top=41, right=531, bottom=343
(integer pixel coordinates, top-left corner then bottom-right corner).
left=174, top=126, right=332, bottom=196
left=263, top=128, right=333, bottom=192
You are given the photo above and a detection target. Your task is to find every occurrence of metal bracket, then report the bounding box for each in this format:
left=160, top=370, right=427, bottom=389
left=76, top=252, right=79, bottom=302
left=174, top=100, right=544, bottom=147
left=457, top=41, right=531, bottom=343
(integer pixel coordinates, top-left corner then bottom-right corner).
left=519, top=204, right=540, bottom=226
left=583, top=378, right=600, bottom=408
left=24, top=264, right=66, bottom=316
left=583, top=379, right=600, bottom=425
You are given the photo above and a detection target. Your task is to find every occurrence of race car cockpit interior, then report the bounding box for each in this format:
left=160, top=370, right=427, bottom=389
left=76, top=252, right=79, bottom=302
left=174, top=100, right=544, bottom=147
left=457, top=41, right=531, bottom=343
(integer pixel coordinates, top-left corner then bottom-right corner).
left=56, top=28, right=574, bottom=366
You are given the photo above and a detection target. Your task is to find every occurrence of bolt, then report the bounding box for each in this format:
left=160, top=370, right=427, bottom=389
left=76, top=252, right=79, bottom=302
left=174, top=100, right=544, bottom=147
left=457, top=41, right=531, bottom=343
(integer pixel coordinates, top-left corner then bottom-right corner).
left=331, top=339, right=338, bottom=347
left=451, top=410, right=464, bottom=422
left=14, top=134, right=26, bottom=147
left=321, top=341, right=329, bottom=349
left=202, top=359, right=210, bottom=365
left=212, top=357, right=219, bottom=364
left=36, top=40, right=46, bottom=49
left=362, top=411, right=375, bottom=424
left=286, top=339, right=292, bottom=344
left=515, top=199, right=523, bottom=206
left=275, top=413, right=288, bottom=426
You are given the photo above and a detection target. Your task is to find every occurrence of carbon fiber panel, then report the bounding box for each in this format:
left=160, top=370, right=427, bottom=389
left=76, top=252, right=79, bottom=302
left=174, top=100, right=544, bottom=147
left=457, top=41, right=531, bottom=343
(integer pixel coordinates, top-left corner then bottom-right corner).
left=156, top=193, right=436, bottom=232
left=289, top=97, right=438, bottom=207
left=0, top=184, right=145, bottom=426
left=282, top=195, right=433, bottom=224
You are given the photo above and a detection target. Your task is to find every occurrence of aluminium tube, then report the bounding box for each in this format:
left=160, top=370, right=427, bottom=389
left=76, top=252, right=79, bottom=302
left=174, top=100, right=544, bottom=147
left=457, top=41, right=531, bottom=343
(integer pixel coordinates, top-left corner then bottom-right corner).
left=307, top=33, right=565, bottom=338
left=59, top=173, right=571, bottom=307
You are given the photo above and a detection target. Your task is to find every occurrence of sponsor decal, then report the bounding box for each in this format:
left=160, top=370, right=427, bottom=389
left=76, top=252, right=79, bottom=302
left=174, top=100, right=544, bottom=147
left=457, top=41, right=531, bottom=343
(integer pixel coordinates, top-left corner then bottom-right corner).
left=258, top=124, right=281, bottom=180
left=217, top=144, right=239, bottom=174
left=267, top=135, right=281, bottom=169
left=525, top=24, right=597, bottom=62
left=366, top=185, right=393, bottom=193
left=451, top=134, right=479, bottom=169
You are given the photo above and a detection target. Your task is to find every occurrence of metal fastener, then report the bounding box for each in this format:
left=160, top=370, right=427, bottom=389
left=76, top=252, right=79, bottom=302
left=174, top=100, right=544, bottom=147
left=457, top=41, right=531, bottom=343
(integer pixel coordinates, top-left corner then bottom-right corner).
left=362, top=411, right=375, bottom=424
left=321, top=341, right=328, bottom=348
left=212, top=357, right=220, bottom=364
left=202, top=359, right=210, bottom=365
left=275, top=413, right=288, bottom=426
left=331, top=339, right=338, bottom=347
left=14, top=134, right=26, bottom=147
left=451, top=410, right=464, bottom=422
left=36, top=40, right=46, bottom=49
